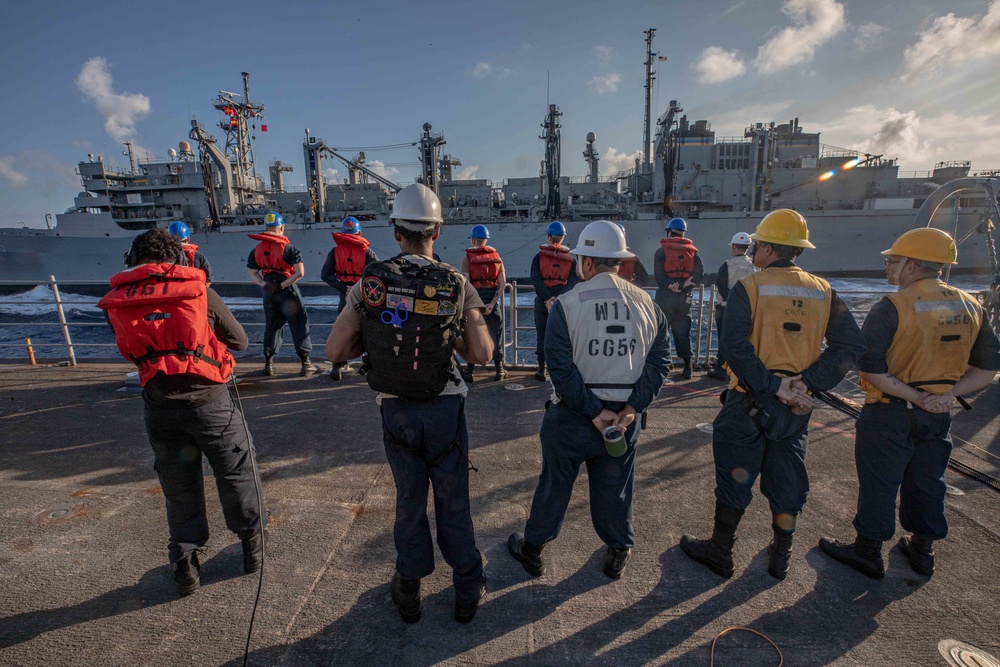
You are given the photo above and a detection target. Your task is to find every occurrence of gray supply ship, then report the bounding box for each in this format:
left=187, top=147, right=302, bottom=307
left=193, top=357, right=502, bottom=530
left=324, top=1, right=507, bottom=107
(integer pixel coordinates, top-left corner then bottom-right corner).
left=2, top=47, right=999, bottom=294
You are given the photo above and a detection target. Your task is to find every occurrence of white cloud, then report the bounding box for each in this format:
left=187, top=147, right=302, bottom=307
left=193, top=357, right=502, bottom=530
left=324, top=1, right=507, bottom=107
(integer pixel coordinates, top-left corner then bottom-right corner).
left=18, top=151, right=80, bottom=189
left=903, top=1, right=1000, bottom=78
left=0, top=156, right=29, bottom=187
left=323, top=167, right=341, bottom=185
left=367, top=160, right=400, bottom=179
left=694, top=46, right=746, bottom=84
left=589, top=72, right=621, bottom=95
left=471, top=61, right=513, bottom=79
left=594, top=46, right=614, bottom=64
left=708, top=100, right=795, bottom=135
left=854, top=22, right=886, bottom=51
left=75, top=57, right=151, bottom=144
left=722, top=1, right=745, bottom=17
left=753, top=0, right=847, bottom=73
left=603, top=147, right=643, bottom=174
left=456, top=165, right=480, bottom=180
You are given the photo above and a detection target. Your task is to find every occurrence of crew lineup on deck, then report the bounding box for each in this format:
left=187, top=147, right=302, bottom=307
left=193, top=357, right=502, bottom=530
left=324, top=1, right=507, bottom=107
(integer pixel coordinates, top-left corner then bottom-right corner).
left=105, top=186, right=999, bottom=626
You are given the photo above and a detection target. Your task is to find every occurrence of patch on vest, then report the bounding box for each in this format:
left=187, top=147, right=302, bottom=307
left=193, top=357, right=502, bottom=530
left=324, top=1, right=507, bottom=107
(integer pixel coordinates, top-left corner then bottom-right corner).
left=362, top=276, right=386, bottom=306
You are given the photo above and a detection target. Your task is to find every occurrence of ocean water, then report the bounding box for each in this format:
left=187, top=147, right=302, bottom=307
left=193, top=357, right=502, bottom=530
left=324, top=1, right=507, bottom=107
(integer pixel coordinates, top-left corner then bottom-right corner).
left=0, top=276, right=993, bottom=363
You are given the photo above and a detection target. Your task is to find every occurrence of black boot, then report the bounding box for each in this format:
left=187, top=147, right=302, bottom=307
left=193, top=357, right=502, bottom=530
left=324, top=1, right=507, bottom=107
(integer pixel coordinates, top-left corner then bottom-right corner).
left=390, top=572, right=422, bottom=623
left=263, top=355, right=274, bottom=377
left=299, top=354, right=319, bottom=377
left=534, top=364, right=546, bottom=382
left=767, top=513, right=796, bottom=580
left=898, top=534, right=935, bottom=577
left=603, top=546, right=632, bottom=580
left=507, top=532, right=546, bottom=576
left=818, top=534, right=885, bottom=579
left=680, top=501, right=744, bottom=578
left=461, top=363, right=475, bottom=383
left=172, top=551, right=201, bottom=597
left=330, top=362, right=345, bottom=381
left=681, top=357, right=692, bottom=380
left=494, top=361, right=508, bottom=381
left=242, top=530, right=268, bottom=574
left=707, top=364, right=728, bottom=381
left=455, top=580, right=487, bottom=624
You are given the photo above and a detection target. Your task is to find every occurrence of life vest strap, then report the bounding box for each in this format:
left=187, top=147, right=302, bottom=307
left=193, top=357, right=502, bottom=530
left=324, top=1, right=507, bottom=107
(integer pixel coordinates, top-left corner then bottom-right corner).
left=130, top=343, right=223, bottom=368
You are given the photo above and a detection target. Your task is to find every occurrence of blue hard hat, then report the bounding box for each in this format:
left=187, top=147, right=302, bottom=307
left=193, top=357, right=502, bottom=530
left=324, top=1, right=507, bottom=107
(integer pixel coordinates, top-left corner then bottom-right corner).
left=342, top=216, right=361, bottom=234
left=546, top=221, right=566, bottom=236
left=167, top=221, right=190, bottom=240
left=265, top=212, right=284, bottom=227
left=666, top=217, right=687, bottom=231
left=469, top=224, right=490, bottom=239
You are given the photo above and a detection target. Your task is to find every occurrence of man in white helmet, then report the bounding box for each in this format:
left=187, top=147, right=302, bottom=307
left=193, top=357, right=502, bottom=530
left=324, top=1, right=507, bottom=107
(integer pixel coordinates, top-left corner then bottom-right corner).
left=707, top=232, right=757, bottom=381
left=326, top=183, right=493, bottom=624
left=508, top=220, right=671, bottom=580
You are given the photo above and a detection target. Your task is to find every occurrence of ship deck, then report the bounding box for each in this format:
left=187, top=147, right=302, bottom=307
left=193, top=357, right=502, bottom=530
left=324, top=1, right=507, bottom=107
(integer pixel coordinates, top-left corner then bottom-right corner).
left=1, top=363, right=999, bottom=666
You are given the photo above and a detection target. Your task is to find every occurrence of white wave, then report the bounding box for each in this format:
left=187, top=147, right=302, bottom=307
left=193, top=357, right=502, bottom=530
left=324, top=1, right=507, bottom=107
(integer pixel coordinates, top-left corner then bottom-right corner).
left=0, top=286, right=102, bottom=316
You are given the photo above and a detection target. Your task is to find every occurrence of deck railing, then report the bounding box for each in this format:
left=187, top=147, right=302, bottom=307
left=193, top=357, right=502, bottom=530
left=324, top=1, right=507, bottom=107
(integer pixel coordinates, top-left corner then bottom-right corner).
left=2, top=277, right=998, bottom=370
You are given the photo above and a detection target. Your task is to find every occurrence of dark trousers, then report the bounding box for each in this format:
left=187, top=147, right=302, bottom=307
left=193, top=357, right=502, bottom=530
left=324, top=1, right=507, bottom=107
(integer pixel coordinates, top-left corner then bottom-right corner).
left=380, top=395, right=485, bottom=604
left=714, top=304, right=726, bottom=367
left=656, top=294, right=693, bottom=360
left=484, top=302, right=504, bottom=364
left=853, top=401, right=953, bottom=542
left=534, top=298, right=549, bottom=366
left=713, top=389, right=812, bottom=514
left=263, top=283, right=312, bottom=358
left=143, top=391, right=264, bottom=563
left=524, top=400, right=639, bottom=549
left=333, top=288, right=349, bottom=368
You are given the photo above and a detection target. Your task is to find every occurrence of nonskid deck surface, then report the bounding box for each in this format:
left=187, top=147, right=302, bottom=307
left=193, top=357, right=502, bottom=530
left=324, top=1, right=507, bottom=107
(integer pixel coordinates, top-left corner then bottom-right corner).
left=1, top=364, right=998, bottom=666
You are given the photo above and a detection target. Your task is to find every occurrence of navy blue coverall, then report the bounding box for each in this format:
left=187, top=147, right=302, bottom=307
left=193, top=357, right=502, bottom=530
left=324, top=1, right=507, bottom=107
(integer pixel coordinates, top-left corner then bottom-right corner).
left=247, top=244, right=313, bottom=358
left=523, top=299, right=671, bottom=549
left=853, top=298, right=1000, bottom=541
left=714, top=260, right=865, bottom=514
left=653, top=246, right=704, bottom=361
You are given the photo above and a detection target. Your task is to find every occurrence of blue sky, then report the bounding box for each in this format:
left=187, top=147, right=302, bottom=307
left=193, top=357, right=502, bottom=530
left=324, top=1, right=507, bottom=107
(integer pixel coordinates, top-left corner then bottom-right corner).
left=2, top=0, right=1000, bottom=228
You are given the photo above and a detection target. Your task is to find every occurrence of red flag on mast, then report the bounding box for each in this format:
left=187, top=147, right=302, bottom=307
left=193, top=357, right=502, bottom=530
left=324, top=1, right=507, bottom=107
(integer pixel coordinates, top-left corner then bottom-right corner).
left=261, top=125, right=268, bottom=132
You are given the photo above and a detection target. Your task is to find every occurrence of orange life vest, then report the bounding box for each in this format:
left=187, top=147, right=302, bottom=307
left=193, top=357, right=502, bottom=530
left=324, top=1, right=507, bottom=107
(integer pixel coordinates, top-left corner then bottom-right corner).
left=466, top=246, right=503, bottom=289
left=660, top=237, right=698, bottom=279
left=181, top=243, right=198, bottom=267
left=97, top=263, right=234, bottom=387
left=332, top=232, right=370, bottom=286
left=619, top=250, right=637, bottom=282
left=539, top=244, right=572, bottom=287
left=249, top=232, right=293, bottom=278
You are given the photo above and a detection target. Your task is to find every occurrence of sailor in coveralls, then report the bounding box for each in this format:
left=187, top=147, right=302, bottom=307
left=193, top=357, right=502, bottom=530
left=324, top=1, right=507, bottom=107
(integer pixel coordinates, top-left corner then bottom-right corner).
left=820, top=228, right=1000, bottom=579
left=325, top=184, right=494, bottom=624
left=680, top=209, right=864, bottom=580
left=529, top=221, right=579, bottom=381
left=508, top=220, right=670, bottom=580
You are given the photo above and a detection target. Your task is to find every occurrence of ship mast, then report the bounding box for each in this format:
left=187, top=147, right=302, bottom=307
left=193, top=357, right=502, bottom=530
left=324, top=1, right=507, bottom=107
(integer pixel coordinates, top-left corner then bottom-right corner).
left=214, top=72, right=264, bottom=215
left=642, top=28, right=656, bottom=177
left=541, top=103, right=562, bottom=218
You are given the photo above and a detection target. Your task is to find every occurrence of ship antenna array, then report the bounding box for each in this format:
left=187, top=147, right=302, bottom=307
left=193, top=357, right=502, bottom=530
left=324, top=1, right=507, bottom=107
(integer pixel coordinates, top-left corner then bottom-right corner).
left=214, top=72, right=265, bottom=215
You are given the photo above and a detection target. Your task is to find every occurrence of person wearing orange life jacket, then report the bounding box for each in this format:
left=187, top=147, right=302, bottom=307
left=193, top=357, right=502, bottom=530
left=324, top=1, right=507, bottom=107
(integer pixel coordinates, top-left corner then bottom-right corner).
left=654, top=217, right=704, bottom=379
left=529, top=221, right=579, bottom=381
left=460, top=224, right=508, bottom=382
left=247, top=212, right=318, bottom=377
left=819, top=229, right=1000, bottom=580
left=679, top=210, right=864, bottom=581
left=707, top=232, right=757, bottom=381
left=168, top=221, right=213, bottom=284
left=616, top=224, right=650, bottom=286
left=98, top=229, right=266, bottom=598
left=321, top=217, right=379, bottom=380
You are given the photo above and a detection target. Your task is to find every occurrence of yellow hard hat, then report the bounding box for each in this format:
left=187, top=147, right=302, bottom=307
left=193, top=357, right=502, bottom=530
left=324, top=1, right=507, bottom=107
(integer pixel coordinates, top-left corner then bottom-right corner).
left=881, top=228, right=957, bottom=264
left=750, top=209, right=815, bottom=249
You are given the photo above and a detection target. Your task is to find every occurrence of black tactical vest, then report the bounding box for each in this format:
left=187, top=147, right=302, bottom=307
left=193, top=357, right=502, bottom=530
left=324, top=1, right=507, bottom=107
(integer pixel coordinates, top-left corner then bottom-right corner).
left=359, top=256, right=465, bottom=400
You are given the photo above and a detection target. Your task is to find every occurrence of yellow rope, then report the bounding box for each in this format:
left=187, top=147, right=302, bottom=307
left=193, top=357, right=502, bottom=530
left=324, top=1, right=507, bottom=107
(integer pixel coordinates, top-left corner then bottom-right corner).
left=709, top=627, right=783, bottom=666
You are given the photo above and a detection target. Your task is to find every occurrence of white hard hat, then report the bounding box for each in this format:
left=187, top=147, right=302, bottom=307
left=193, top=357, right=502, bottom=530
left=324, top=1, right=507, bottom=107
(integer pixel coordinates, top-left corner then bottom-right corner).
left=571, top=220, right=634, bottom=259
left=731, top=232, right=752, bottom=245
left=390, top=183, right=443, bottom=226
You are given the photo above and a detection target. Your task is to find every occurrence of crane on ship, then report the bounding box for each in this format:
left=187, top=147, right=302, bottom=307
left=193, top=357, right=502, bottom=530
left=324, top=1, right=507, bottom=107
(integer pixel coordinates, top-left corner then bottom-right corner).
left=654, top=99, right=683, bottom=216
